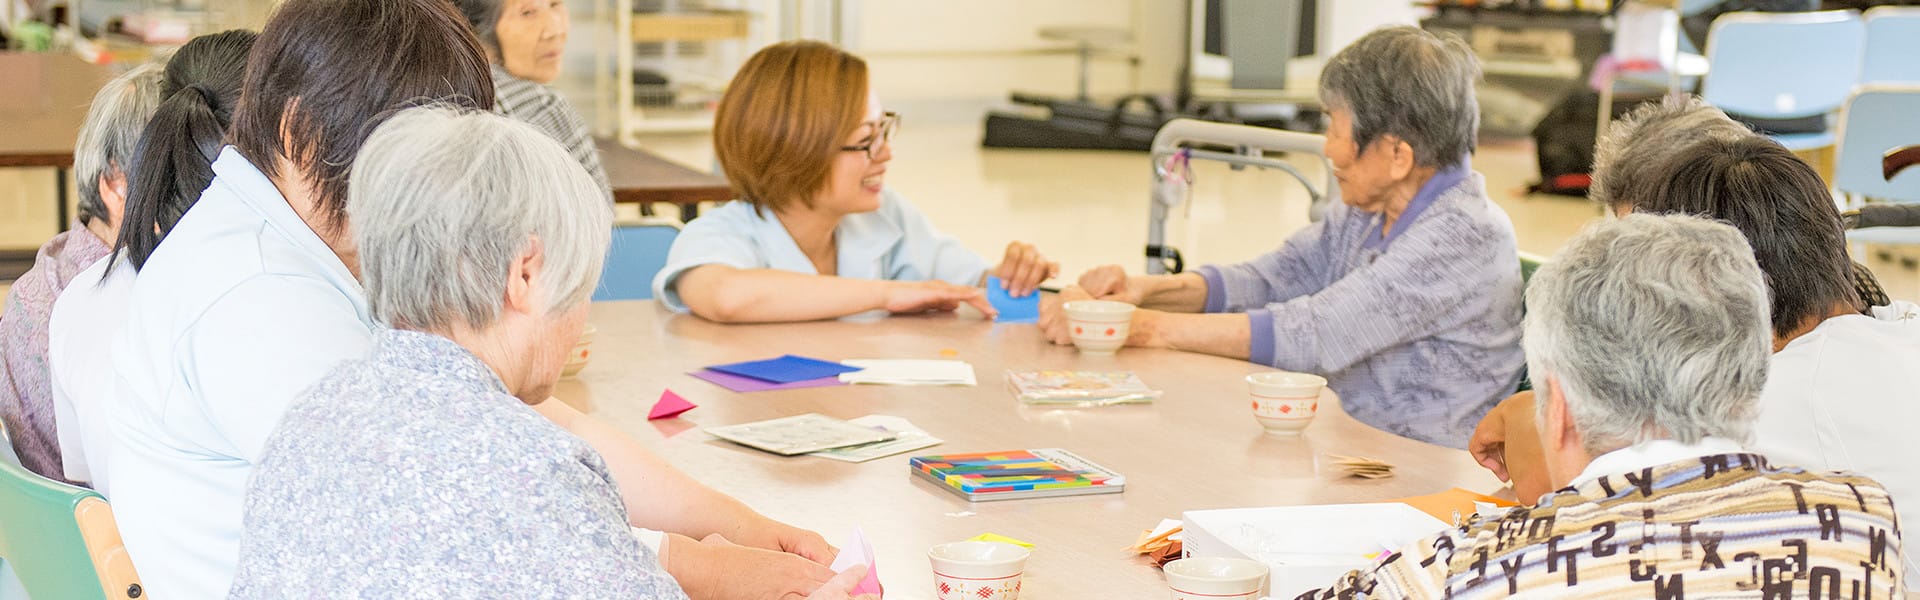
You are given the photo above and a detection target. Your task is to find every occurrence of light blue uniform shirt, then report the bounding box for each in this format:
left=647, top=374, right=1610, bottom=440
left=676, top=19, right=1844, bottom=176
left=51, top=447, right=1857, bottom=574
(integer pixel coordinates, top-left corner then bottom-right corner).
left=651, top=189, right=990, bottom=312
left=103, top=147, right=375, bottom=599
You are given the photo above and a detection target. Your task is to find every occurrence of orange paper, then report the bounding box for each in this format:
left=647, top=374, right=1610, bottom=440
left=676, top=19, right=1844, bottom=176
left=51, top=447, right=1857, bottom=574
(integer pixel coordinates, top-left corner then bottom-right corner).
left=1387, top=488, right=1519, bottom=524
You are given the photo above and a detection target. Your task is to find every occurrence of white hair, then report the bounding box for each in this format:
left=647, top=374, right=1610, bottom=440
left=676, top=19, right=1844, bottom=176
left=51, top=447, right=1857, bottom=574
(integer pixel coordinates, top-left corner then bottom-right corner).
left=1527, top=213, right=1772, bottom=455
left=348, top=104, right=611, bottom=332
left=73, top=63, right=165, bottom=226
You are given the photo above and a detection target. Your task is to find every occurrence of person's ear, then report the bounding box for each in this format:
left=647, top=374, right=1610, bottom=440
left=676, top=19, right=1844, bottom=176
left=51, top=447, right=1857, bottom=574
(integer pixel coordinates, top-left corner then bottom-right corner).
left=502, top=235, right=546, bottom=317
left=1540, top=376, right=1577, bottom=453
left=98, top=168, right=129, bottom=221
left=1387, top=136, right=1416, bottom=180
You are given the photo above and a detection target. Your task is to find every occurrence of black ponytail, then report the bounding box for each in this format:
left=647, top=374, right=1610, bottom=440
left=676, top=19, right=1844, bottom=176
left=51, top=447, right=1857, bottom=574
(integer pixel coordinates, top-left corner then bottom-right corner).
left=113, top=29, right=257, bottom=271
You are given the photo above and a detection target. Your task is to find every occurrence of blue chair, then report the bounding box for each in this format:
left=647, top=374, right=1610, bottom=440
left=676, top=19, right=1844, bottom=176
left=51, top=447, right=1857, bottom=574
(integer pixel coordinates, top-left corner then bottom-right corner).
left=1835, top=85, right=1920, bottom=246
left=592, top=218, right=681, bottom=302
left=1701, top=10, right=1865, bottom=151
left=1863, top=7, right=1920, bottom=84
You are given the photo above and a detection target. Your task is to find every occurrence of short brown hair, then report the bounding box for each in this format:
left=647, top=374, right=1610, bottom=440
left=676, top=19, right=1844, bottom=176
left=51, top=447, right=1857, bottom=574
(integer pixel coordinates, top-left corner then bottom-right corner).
left=228, top=0, right=494, bottom=230
left=713, top=40, right=867, bottom=212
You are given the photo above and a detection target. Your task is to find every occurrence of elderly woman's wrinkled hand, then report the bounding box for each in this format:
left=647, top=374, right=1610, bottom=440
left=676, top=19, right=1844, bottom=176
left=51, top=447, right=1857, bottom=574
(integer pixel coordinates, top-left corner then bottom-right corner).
left=993, top=241, right=1059, bottom=298
left=682, top=533, right=839, bottom=600
left=1038, top=286, right=1094, bottom=345
left=1076, top=265, right=1143, bottom=305
left=805, top=564, right=877, bottom=600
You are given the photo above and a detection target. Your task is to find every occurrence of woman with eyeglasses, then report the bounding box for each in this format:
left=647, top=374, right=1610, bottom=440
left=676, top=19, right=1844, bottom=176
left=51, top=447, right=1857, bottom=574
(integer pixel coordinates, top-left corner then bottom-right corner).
left=652, top=40, right=1057, bottom=323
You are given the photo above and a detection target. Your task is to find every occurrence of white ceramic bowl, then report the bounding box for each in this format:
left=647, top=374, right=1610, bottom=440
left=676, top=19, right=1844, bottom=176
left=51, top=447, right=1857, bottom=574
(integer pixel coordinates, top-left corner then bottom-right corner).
left=1164, top=556, right=1270, bottom=599
left=560, top=324, right=597, bottom=378
left=929, top=541, right=1030, bottom=600
left=1062, top=300, right=1136, bottom=355
left=1246, top=371, right=1326, bottom=435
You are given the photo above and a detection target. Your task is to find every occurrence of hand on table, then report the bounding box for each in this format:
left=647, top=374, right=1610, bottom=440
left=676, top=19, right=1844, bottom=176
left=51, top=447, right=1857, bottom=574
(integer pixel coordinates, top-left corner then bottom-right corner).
left=1039, top=285, right=1094, bottom=345
left=992, top=241, right=1060, bottom=298
left=1467, top=391, right=1550, bottom=503
left=731, top=519, right=839, bottom=566
left=806, top=565, right=879, bottom=600
left=671, top=534, right=839, bottom=600
left=1073, top=264, right=1145, bottom=305
left=885, top=280, right=995, bottom=318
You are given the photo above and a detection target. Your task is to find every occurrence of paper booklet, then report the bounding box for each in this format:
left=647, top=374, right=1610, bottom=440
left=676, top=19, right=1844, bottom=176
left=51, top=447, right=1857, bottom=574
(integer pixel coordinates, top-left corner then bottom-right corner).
left=706, top=413, right=896, bottom=456
left=910, top=448, right=1126, bottom=501
left=1005, top=370, right=1161, bottom=406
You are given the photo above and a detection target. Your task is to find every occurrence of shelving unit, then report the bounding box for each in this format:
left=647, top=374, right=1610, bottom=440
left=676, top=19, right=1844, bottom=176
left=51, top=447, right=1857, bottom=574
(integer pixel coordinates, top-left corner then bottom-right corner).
left=602, top=0, right=778, bottom=145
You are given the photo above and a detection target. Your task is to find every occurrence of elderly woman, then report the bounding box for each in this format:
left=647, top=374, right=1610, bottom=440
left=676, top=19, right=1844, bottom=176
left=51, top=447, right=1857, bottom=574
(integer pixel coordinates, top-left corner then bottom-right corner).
left=104, top=2, right=837, bottom=598
left=228, top=106, right=868, bottom=598
left=0, top=62, right=162, bottom=485
left=1296, top=213, right=1904, bottom=597
left=48, top=29, right=256, bottom=492
left=1040, top=26, right=1523, bottom=448
left=1591, top=96, right=1888, bottom=306
left=449, top=0, right=609, bottom=200
left=652, top=40, right=1059, bottom=323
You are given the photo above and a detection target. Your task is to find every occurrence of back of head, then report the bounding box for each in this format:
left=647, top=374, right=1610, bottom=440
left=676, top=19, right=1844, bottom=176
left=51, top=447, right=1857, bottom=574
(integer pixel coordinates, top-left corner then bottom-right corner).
left=1636, top=136, right=1859, bottom=336
left=1591, top=95, right=1752, bottom=210
left=1318, top=25, right=1481, bottom=167
left=446, top=0, right=503, bottom=57
left=73, top=63, right=165, bottom=228
left=116, top=29, right=257, bottom=271
left=228, top=0, right=495, bottom=230
left=713, top=40, right=868, bottom=213
left=1525, top=213, right=1771, bottom=455
left=349, top=104, right=611, bottom=333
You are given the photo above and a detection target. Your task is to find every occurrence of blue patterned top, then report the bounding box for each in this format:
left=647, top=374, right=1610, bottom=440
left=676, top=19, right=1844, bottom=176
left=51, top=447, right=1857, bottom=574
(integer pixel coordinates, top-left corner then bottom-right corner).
left=229, top=328, right=686, bottom=598
left=1196, top=168, right=1525, bottom=449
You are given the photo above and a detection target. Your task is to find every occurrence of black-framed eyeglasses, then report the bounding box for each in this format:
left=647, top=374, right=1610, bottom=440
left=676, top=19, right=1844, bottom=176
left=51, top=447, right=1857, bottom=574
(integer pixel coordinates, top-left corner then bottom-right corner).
left=839, top=112, right=901, bottom=160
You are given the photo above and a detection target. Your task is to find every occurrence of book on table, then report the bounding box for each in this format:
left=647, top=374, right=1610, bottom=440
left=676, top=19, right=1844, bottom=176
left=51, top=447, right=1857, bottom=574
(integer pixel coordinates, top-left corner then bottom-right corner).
left=909, top=448, right=1125, bottom=501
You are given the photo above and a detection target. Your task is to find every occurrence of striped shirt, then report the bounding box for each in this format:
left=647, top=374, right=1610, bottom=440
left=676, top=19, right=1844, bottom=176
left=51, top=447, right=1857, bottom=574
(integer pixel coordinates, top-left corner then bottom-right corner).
left=491, top=64, right=611, bottom=203
left=1196, top=166, right=1524, bottom=448
left=1298, top=452, right=1906, bottom=599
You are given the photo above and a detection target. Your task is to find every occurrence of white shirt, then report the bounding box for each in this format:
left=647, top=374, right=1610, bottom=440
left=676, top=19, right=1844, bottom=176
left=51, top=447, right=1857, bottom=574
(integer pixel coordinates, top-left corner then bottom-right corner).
left=1750, top=300, right=1920, bottom=589
left=103, top=147, right=374, bottom=599
left=46, top=252, right=134, bottom=488
left=1569, top=436, right=1746, bottom=489
left=650, top=190, right=989, bottom=312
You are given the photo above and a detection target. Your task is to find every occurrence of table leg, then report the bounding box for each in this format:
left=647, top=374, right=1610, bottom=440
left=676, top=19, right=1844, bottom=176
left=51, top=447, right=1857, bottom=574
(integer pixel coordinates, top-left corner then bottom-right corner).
left=56, top=167, right=70, bottom=232
left=679, top=202, right=700, bottom=222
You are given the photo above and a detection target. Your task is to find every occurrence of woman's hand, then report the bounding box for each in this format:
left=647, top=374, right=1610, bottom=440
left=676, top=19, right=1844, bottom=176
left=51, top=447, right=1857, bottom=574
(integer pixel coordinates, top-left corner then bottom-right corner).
left=730, top=519, right=839, bottom=566
left=1075, top=265, right=1145, bottom=305
left=1038, top=286, right=1095, bottom=345
left=806, top=565, right=879, bottom=600
left=992, top=241, right=1060, bottom=297
left=885, top=280, right=995, bottom=317
left=666, top=534, right=838, bottom=600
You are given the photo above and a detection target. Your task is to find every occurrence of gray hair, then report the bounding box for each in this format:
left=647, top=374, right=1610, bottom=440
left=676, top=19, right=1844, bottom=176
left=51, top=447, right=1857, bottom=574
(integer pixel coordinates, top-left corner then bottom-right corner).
left=73, top=63, right=165, bottom=227
left=1526, top=213, right=1772, bottom=456
left=1590, top=95, right=1753, bottom=209
left=446, top=0, right=504, bottom=55
left=1319, top=26, right=1481, bottom=167
left=348, top=104, right=611, bottom=332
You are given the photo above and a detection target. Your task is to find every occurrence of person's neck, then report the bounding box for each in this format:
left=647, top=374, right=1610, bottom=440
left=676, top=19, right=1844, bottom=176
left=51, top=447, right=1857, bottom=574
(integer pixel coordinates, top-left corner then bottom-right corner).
left=774, top=204, right=841, bottom=275
left=1773, top=301, right=1864, bottom=352
left=83, top=217, right=115, bottom=249
left=1380, top=166, right=1440, bottom=236
left=437, top=323, right=539, bottom=404
left=271, top=166, right=359, bottom=278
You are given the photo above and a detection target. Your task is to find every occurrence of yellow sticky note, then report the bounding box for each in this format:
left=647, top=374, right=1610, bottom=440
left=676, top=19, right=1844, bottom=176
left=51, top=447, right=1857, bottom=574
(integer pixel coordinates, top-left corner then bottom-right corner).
left=968, top=533, right=1035, bottom=548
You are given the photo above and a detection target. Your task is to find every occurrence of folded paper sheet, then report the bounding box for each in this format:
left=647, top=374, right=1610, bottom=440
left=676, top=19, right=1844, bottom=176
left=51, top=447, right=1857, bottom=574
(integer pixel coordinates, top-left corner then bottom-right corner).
left=838, top=359, right=976, bottom=386
left=706, top=354, right=862, bottom=384
left=828, top=527, right=884, bottom=596
left=648, top=389, right=697, bottom=420
left=690, top=369, right=845, bottom=393
left=808, top=415, right=943, bottom=462
left=986, top=276, right=1040, bottom=323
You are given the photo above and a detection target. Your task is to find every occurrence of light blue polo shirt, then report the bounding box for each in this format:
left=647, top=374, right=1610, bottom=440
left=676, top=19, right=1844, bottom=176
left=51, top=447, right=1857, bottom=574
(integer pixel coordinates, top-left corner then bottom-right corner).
left=103, top=147, right=375, bottom=599
left=651, top=190, right=989, bottom=312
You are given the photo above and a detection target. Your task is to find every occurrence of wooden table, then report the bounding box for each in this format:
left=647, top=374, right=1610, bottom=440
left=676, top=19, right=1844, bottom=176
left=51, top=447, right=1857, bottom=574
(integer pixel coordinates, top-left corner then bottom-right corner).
left=556, top=302, right=1505, bottom=599
left=0, top=52, right=116, bottom=233
left=595, top=137, right=732, bottom=222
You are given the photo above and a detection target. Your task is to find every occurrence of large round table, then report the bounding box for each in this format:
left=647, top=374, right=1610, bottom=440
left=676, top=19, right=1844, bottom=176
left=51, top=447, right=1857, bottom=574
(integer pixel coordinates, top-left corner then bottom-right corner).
left=554, top=302, right=1505, bottom=599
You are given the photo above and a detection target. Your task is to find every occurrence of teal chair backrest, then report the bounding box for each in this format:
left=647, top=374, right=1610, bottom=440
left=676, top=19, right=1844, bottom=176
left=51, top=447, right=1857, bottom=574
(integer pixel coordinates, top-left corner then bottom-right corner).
left=1515, top=251, right=1549, bottom=394
left=1863, top=7, right=1920, bottom=84
left=1702, top=10, right=1864, bottom=120
left=0, top=459, right=118, bottom=600
left=593, top=220, right=682, bottom=302
left=1834, top=85, right=1920, bottom=203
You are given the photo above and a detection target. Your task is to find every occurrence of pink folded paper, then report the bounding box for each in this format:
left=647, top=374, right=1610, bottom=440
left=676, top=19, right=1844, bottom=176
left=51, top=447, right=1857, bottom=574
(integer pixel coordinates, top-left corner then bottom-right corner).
left=828, top=527, right=883, bottom=596
left=689, top=369, right=845, bottom=393
left=649, top=389, right=697, bottom=420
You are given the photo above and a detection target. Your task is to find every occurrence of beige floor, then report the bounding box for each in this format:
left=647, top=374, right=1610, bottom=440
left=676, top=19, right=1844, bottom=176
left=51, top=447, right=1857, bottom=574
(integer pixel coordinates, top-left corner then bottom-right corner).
left=5, top=99, right=1919, bottom=303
